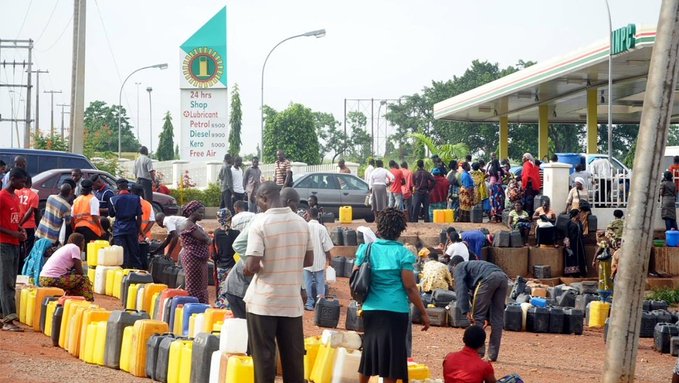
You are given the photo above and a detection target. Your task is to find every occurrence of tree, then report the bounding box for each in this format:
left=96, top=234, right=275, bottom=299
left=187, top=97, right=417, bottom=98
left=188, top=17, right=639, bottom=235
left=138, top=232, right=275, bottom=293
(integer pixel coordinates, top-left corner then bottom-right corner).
left=410, top=132, right=469, bottom=169
left=33, top=131, right=69, bottom=151
left=315, top=112, right=347, bottom=161
left=83, top=100, right=140, bottom=152
left=228, top=84, right=242, bottom=155
left=263, top=103, right=321, bottom=164
left=156, top=112, right=175, bottom=161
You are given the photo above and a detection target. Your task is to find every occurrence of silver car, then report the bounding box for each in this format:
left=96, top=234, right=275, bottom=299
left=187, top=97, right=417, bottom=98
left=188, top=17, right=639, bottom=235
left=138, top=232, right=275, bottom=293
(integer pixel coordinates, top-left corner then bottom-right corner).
left=293, top=172, right=374, bottom=221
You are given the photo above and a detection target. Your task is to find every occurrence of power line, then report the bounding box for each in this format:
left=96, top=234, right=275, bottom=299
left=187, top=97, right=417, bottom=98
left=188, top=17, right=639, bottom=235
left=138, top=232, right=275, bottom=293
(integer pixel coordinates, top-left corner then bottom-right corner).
left=93, top=0, right=122, bottom=83
left=35, top=0, right=61, bottom=43
left=15, top=0, right=34, bottom=39
left=37, top=15, right=72, bottom=53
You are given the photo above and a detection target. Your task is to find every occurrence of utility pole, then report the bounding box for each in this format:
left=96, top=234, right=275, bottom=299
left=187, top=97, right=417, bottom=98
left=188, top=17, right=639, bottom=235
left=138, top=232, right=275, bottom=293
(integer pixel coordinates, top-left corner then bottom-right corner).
left=27, top=69, right=48, bottom=137
left=602, top=1, right=679, bottom=382
left=135, top=82, right=141, bottom=140
left=70, top=0, right=86, bottom=153
left=44, top=90, right=62, bottom=137
left=57, top=104, right=70, bottom=140
left=147, top=86, right=153, bottom=153
left=0, top=39, right=34, bottom=148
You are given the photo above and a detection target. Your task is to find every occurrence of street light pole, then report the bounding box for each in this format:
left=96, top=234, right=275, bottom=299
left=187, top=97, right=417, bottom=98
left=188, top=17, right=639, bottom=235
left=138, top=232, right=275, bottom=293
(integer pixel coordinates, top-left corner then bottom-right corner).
left=135, top=82, right=141, bottom=141
left=260, top=29, right=326, bottom=157
left=147, top=87, right=153, bottom=153
left=605, top=0, right=613, bottom=165
left=118, top=63, right=168, bottom=158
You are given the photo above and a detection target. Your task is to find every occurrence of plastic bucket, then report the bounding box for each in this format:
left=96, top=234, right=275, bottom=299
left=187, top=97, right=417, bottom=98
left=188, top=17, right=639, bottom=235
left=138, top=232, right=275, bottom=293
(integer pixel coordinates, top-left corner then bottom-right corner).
left=556, top=153, right=582, bottom=174
left=667, top=230, right=679, bottom=247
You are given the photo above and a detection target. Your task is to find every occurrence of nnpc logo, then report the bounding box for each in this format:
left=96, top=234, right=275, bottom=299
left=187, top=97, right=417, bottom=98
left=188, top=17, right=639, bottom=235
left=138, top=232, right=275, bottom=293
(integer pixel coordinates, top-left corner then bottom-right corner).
left=182, top=47, right=224, bottom=88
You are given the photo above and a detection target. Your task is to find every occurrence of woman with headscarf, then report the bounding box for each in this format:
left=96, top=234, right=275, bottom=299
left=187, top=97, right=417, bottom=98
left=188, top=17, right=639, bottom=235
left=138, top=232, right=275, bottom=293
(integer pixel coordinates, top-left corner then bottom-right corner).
left=661, top=171, right=677, bottom=231
left=213, top=208, right=240, bottom=308
left=179, top=200, right=211, bottom=303
left=564, top=208, right=587, bottom=277
left=428, top=167, right=450, bottom=220
left=487, top=159, right=505, bottom=223
left=458, top=162, right=475, bottom=222
left=566, top=177, right=589, bottom=212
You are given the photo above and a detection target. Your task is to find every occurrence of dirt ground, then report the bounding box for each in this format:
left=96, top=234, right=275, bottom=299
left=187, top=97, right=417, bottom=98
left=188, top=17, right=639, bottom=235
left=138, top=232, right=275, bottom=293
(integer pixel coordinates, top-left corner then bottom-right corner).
left=2, top=275, right=676, bottom=383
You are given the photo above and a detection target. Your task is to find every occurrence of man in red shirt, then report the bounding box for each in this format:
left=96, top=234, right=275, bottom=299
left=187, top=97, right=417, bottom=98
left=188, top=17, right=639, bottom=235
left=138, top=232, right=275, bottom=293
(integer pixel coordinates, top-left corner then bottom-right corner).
left=400, top=161, right=413, bottom=220
left=17, top=177, right=39, bottom=271
left=388, top=160, right=404, bottom=210
left=443, top=326, right=496, bottom=383
left=0, top=168, right=28, bottom=332
left=521, top=153, right=541, bottom=217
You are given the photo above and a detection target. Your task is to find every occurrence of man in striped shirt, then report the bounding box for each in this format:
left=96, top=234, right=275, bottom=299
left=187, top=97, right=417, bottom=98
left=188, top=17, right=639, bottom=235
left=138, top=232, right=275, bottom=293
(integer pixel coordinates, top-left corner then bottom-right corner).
left=35, top=183, right=72, bottom=244
left=244, top=182, right=313, bottom=383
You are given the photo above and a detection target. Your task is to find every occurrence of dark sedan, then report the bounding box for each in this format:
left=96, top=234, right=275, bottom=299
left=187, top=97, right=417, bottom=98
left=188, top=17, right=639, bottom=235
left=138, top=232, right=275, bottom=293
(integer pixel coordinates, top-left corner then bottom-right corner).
left=32, top=168, right=179, bottom=216
left=293, top=172, right=373, bottom=221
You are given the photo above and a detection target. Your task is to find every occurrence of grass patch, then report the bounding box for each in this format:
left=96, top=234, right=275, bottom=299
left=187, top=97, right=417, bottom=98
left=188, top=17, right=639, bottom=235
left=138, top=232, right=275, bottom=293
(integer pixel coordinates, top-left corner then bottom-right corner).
left=646, top=288, right=679, bottom=305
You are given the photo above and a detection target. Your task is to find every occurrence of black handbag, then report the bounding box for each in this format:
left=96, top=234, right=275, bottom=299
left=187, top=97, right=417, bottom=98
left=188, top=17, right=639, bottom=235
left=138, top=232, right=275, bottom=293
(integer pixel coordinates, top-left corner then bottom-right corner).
left=349, top=243, right=373, bottom=304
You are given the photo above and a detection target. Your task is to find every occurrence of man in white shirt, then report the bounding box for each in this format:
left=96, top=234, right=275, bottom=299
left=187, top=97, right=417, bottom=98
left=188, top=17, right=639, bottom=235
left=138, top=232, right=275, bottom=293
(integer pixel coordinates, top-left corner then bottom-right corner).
left=231, top=200, right=256, bottom=232
left=569, top=164, right=593, bottom=190
left=244, top=182, right=313, bottom=382
left=445, top=231, right=470, bottom=261
left=153, top=213, right=188, bottom=258
left=367, top=159, right=395, bottom=212
left=303, top=207, right=334, bottom=311
left=231, top=156, right=246, bottom=212
left=590, top=158, right=613, bottom=204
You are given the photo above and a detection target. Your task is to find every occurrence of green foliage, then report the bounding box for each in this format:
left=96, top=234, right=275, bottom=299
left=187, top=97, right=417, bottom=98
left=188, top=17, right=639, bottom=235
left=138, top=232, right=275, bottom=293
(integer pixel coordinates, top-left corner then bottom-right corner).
left=84, top=100, right=140, bottom=152
left=156, top=112, right=175, bottom=161
left=263, top=103, right=321, bottom=165
left=315, top=111, right=372, bottom=164
left=386, top=60, right=536, bottom=159
left=91, top=153, right=122, bottom=176
left=315, top=112, right=346, bottom=161
left=409, top=132, right=469, bottom=168
left=33, top=132, right=69, bottom=151
left=228, top=84, right=243, bottom=155
left=646, top=288, right=679, bottom=305
left=169, top=182, right=221, bottom=207
left=174, top=145, right=179, bottom=160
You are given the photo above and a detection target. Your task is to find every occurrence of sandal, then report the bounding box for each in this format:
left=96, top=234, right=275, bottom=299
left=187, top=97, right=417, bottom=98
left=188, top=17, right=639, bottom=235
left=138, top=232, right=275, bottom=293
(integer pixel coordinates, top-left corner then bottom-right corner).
left=2, top=322, right=24, bottom=332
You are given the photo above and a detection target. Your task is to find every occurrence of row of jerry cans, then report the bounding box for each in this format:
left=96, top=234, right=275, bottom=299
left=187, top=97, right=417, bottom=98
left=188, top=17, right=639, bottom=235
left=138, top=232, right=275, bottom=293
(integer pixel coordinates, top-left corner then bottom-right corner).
left=304, top=329, right=428, bottom=383
left=503, top=303, right=584, bottom=335
left=17, top=286, right=64, bottom=330
left=85, top=240, right=123, bottom=267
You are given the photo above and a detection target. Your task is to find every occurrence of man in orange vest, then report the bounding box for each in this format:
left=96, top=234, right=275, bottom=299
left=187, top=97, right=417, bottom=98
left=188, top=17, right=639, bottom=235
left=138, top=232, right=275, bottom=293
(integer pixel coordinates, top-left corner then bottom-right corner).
left=71, top=179, right=104, bottom=244
left=132, top=184, right=155, bottom=269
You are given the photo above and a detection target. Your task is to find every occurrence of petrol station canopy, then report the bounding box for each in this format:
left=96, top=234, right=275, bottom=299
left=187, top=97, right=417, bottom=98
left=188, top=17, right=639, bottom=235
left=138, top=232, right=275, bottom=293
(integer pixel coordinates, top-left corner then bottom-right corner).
left=433, top=25, right=667, bottom=158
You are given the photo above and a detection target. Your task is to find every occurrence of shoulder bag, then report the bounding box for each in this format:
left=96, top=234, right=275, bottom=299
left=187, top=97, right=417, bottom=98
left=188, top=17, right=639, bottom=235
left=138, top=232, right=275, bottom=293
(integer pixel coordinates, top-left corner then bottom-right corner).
left=349, top=243, right=373, bottom=304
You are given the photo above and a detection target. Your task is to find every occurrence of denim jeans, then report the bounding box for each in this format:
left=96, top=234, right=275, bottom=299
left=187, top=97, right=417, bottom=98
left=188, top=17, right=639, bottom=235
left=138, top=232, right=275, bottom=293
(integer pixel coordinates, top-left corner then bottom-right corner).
left=665, top=218, right=677, bottom=231
left=303, top=269, right=326, bottom=308
left=0, top=243, right=19, bottom=323
left=388, top=192, right=403, bottom=209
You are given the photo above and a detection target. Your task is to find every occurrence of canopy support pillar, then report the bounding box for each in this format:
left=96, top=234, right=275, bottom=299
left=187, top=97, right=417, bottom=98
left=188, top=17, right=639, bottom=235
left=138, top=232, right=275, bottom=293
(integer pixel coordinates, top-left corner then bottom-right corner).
left=499, top=116, right=509, bottom=160
left=587, top=87, right=599, bottom=153
left=538, top=104, right=549, bottom=160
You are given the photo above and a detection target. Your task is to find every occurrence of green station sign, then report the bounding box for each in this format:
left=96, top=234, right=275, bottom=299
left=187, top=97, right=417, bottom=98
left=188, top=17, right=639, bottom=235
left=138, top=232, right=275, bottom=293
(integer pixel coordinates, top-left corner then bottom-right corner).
left=611, top=23, right=636, bottom=55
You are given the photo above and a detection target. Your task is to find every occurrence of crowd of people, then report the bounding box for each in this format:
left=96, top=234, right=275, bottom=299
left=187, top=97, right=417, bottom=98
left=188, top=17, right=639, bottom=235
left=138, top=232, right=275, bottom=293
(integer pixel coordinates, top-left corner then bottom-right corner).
left=364, top=152, right=543, bottom=225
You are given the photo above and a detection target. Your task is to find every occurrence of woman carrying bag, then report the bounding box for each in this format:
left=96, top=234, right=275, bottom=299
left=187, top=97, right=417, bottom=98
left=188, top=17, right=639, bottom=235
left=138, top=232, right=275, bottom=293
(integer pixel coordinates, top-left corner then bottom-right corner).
left=351, top=207, right=430, bottom=383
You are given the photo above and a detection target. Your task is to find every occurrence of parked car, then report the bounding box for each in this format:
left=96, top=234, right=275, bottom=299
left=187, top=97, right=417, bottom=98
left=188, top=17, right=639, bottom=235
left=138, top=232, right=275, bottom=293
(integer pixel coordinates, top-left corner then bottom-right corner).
left=0, top=148, right=96, bottom=176
left=32, top=168, right=179, bottom=216
left=293, top=172, right=373, bottom=221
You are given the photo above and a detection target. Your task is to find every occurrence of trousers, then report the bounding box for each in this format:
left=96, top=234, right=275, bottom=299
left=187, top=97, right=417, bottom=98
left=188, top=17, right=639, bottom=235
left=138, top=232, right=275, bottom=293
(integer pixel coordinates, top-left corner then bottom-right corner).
left=137, top=178, right=154, bottom=202
left=472, top=271, right=508, bottom=361
left=114, top=233, right=141, bottom=269
left=247, top=312, right=305, bottom=383
left=0, top=243, right=19, bottom=323
left=411, top=192, right=430, bottom=222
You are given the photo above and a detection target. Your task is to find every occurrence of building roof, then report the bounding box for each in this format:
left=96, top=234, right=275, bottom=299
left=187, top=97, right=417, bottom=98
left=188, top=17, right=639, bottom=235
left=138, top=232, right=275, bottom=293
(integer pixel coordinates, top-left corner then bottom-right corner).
left=433, top=26, right=669, bottom=124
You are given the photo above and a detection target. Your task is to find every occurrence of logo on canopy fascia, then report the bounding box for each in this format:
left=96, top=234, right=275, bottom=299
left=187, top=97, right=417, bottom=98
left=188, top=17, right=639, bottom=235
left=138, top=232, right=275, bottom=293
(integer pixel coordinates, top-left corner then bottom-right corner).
left=182, top=47, right=224, bottom=88
left=611, top=24, right=636, bottom=56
